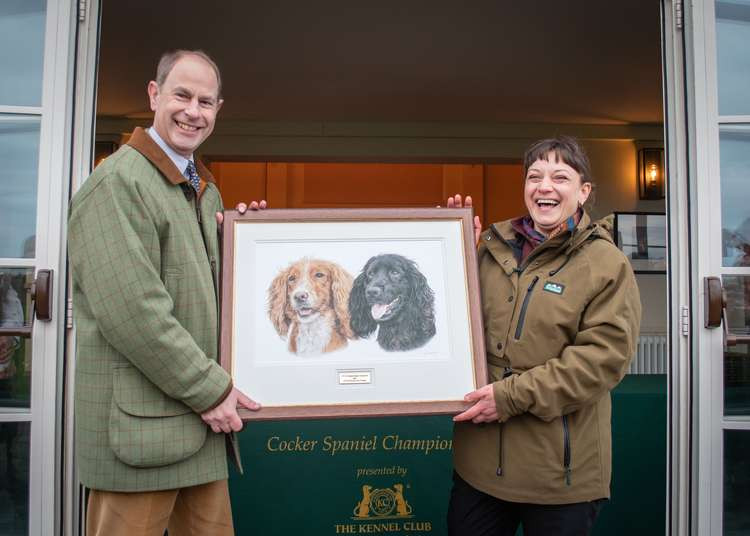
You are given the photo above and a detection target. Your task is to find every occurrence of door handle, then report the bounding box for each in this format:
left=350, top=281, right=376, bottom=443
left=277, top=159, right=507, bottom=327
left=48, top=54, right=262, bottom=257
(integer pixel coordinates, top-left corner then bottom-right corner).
left=704, top=275, right=750, bottom=347
left=0, top=269, right=53, bottom=338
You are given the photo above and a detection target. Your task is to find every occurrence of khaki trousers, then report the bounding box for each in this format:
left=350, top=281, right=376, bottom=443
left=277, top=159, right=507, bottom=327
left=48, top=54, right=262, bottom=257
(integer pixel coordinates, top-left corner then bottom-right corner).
left=86, top=479, right=234, bottom=536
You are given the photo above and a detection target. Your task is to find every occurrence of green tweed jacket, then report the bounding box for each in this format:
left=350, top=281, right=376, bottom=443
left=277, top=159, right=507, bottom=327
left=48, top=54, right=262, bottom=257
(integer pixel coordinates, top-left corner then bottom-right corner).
left=68, top=128, right=233, bottom=491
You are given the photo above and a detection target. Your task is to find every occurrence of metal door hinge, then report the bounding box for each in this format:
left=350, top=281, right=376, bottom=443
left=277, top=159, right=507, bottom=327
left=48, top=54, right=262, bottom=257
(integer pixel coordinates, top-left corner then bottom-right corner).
left=675, top=0, right=683, bottom=30
left=66, top=297, right=74, bottom=329
left=78, top=0, right=86, bottom=22
left=680, top=305, right=689, bottom=337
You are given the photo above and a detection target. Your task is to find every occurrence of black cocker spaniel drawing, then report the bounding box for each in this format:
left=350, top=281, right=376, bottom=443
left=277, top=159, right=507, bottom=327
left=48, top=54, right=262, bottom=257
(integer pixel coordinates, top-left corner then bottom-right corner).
left=348, top=254, right=436, bottom=352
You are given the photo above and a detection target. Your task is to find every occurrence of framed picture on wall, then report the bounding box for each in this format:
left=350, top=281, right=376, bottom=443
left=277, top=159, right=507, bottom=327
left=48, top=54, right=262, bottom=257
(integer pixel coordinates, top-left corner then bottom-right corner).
left=613, top=212, right=667, bottom=274
left=219, top=207, right=487, bottom=420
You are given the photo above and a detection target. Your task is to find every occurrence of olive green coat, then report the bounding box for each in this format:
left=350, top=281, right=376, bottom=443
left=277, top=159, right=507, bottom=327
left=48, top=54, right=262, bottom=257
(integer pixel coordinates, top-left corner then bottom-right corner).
left=68, top=128, right=233, bottom=491
left=453, top=213, right=641, bottom=504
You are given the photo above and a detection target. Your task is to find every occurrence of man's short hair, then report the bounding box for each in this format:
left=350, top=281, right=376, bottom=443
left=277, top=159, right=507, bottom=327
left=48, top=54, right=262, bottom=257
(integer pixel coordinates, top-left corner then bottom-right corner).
left=155, top=49, right=223, bottom=99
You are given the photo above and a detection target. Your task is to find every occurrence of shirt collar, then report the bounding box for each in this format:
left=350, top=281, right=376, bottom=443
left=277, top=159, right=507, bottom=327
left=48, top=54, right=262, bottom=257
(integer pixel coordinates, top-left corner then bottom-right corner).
left=147, top=127, right=192, bottom=175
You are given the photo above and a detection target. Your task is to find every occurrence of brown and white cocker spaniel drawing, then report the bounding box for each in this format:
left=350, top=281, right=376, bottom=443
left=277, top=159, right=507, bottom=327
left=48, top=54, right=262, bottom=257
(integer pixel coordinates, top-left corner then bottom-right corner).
left=267, top=258, right=356, bottom=356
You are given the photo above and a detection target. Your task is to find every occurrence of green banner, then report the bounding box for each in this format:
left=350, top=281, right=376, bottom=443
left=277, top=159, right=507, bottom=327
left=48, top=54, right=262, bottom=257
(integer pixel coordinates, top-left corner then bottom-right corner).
left=229, top=376, right=666, bottom=535
left=230, top=416, right=453, bottom=535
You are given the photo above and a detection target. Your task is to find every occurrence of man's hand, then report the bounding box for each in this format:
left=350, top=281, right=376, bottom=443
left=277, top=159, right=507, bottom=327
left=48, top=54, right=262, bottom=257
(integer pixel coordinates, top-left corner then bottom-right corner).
left=201, top=387, right=261, bottom=434
left=446, top=194, right=482, bottom=245
left=216, top=200, right=268, bottom=225
left=453, top=384, right=499, bottom=424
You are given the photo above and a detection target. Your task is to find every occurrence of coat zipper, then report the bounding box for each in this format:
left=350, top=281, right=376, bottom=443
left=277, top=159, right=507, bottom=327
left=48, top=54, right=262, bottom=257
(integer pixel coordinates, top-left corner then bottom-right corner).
left=513, top=275, right=539, bottom=340
left=496, top=422, right=504, bottom=476
left=496, top=367, right=513, bottom=477
left=563, top=415, right=572, bottom=486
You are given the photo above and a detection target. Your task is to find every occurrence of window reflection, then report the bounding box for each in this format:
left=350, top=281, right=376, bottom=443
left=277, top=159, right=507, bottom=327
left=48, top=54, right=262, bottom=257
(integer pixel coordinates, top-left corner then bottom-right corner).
left=723, top=275, right=750, bottom=417
left=716, top=1, right=750, bottom=116
left=719, top=127, right=750, bottom=267
left=724, top=430, right=750, bottom=534
left=0, top=421, right=29, bottom=536
left=0, top=268, right=32, bottom=409
left=0, top=118, right=39, bottom=259
left=0, top=0, right=45, bottom=106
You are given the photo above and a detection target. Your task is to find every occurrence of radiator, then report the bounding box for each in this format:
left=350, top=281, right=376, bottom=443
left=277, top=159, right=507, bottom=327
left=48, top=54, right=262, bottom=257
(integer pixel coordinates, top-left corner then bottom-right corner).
left=629, top=333, right=668, bottom=374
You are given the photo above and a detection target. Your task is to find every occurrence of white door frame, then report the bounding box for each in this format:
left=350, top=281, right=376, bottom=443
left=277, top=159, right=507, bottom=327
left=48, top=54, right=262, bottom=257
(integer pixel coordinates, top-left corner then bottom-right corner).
left=63, top=0, right=101, bottom=534
left=661, top=1, right=693, bottom=534
left=679, top=0, right=750, bottom=534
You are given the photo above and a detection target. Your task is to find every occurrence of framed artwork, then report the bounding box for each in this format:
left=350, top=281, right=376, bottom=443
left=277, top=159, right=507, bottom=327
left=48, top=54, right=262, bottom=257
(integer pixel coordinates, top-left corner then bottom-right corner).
left=613, top=212, right=667, bottom=274
left=219, top=207, right=487, bottom=420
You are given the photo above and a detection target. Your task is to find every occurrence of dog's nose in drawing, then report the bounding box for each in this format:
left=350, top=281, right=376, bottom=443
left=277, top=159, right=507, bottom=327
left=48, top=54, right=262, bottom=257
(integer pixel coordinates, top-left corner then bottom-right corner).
left=366, top=287, right=382, bottom=300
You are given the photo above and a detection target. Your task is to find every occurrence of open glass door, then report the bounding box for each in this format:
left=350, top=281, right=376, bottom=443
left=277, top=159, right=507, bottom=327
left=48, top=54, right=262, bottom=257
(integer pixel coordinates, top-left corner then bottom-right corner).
left=0, top=1, right=76, bottom=534
left=684, top=0, right=750, bottom=534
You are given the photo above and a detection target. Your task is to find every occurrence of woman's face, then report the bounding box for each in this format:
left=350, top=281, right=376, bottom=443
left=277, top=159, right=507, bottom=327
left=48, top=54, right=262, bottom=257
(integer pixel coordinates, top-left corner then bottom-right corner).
left=524, top=152, right=591, bottom=235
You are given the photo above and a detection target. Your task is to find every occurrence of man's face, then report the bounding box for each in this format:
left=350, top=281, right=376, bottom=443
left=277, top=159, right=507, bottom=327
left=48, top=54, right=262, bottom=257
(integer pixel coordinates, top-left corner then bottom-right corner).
left=147, top=55, right=223, bottom=158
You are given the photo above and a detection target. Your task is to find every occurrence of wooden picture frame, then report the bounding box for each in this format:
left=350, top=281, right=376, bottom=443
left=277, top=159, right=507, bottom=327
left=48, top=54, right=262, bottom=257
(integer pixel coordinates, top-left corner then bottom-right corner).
left=220, top=208, right=487, bottom=420
left=613, top=212, right=667, bottom=274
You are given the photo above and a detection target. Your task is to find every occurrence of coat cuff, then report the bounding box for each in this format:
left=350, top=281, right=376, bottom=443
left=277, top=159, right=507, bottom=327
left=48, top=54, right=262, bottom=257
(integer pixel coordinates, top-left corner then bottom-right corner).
left=492, top=378, right=523, bottom=422
left=202, top=380, right=234, bottom=413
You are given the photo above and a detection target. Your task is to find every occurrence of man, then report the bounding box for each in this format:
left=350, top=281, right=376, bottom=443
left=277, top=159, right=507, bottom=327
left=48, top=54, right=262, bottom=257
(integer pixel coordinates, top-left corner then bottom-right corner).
left=68, top=50, right=262, bottom=535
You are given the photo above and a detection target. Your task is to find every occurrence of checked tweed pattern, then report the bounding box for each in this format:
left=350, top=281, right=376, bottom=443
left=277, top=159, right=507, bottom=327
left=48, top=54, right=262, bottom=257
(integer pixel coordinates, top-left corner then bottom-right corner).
left=68, top=138, right=231, bottom=492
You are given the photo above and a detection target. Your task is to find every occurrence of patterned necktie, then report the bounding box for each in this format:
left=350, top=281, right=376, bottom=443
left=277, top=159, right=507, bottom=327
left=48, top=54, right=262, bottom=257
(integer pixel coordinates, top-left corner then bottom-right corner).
left=185, top=160, right=200, bottom=192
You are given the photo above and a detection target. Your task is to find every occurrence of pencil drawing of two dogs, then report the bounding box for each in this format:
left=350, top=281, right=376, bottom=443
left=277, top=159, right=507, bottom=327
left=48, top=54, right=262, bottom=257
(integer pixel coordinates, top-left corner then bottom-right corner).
left=268, top=254, right=435, bottom=355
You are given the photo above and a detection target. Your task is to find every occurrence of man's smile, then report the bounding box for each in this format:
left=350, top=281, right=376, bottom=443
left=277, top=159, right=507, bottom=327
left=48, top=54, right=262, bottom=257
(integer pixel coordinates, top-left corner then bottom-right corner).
left=175, top=120, right=200, bottom=132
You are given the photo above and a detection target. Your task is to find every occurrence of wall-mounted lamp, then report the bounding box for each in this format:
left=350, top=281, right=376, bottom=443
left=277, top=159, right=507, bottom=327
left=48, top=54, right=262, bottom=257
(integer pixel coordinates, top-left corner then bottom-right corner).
left=637, top=147, right=665, bottom=200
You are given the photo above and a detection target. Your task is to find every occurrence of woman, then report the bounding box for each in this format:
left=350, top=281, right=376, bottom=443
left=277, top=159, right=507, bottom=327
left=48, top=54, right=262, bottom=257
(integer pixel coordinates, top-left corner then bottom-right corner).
left=447, top=137, right=641, bottom=535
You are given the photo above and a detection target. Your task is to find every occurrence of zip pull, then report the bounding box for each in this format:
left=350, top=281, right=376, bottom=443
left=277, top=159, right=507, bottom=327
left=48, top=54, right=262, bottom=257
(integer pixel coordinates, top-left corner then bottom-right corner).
left=527, top=275, right=539, bottom=291
left=496, top=422, right=504, bottom=477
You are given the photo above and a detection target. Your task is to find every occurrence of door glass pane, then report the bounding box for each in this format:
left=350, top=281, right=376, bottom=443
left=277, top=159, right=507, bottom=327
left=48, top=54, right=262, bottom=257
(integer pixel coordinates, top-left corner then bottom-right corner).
left=724, top=430, right=750, bottom=535
left=0, top=0, right=46, bottom=107
left=0, top=421, right=29, bottom=535
left=723, top=275, right=750, bottom=416
left=719, top=126, right=750, bottom=267
left=0, top=268, right=32, bottom=409
left=716, top=1, right=750, bottom=115
left=0, top=117, right=40, bottom=259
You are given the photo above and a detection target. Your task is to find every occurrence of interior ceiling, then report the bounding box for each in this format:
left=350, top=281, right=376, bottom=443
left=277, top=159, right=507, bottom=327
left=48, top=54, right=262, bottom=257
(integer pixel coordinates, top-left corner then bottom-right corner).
left=97, top=0, right=664, bottom=125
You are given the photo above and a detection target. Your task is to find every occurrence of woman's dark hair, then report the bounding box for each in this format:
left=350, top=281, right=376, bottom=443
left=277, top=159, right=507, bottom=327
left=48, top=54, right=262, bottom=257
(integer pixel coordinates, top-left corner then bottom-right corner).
left=522, top=136, right=594, bottom=186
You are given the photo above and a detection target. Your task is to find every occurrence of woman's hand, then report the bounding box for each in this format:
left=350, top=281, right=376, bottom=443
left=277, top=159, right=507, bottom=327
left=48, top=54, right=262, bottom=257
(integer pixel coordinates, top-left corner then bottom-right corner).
left=453, top=384, right=499, bottom=424
left=446, top=194, right=482, bottom=245
left=216, top=200, right=267, bottom=225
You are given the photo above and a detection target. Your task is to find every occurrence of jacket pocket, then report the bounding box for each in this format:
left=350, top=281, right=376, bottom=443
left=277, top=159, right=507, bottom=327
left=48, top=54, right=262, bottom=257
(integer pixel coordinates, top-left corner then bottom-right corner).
left=514, top=275, right=539, bottom=340
left=109, top=365, right=207, bottom=468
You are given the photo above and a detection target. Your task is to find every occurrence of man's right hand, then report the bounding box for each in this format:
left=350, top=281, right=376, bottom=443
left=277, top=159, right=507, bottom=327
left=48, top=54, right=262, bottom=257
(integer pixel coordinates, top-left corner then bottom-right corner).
left=446, top=194, right=482, bottom=245
left=201, top=387, right=261, bottom=433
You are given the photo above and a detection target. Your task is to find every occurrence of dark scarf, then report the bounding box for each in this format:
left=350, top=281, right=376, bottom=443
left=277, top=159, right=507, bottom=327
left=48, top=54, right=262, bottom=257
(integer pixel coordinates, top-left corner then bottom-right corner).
left=509, top=208, right=582, bottom=264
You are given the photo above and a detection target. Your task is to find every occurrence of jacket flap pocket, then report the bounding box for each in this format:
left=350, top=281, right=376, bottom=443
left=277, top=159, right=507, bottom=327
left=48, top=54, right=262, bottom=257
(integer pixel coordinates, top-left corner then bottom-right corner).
left=113, top=365, right=192, bottom=417
left=109, top=404, right=207, bottom=468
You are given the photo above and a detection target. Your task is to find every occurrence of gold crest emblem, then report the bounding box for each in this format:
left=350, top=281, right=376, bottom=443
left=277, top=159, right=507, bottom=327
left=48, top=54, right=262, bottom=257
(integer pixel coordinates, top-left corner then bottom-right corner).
left=352, top=483, right=412, bottom=519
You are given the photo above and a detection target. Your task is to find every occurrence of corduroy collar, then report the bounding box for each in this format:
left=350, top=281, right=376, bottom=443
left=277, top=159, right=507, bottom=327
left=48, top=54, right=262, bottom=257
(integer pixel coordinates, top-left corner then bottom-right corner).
left=126, top=127, right=215, bottom=198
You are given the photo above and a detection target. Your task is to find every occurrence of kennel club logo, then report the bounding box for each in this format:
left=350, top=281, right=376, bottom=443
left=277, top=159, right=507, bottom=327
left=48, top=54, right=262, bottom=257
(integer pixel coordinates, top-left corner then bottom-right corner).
left=335, top=483, right=433, bottom=533
left=353, top=483, right=412, bottom=519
